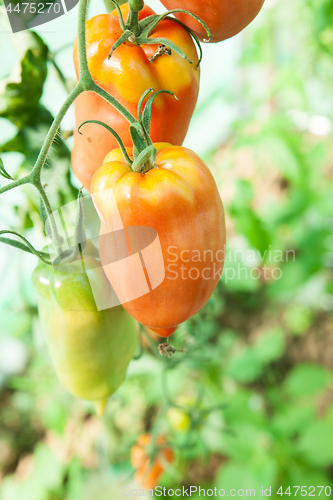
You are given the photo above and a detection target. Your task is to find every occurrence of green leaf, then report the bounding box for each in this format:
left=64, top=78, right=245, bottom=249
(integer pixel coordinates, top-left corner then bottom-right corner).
left=271, top=404, right=316, bottom=438
left=230, top=180, right=271, bottom=257
left=216, top=456, right=278, bottom=492
left=0, top=31, right=75, bottom=207
left=226, top=347, right=264, bottom=383
left=298, top=421, right=333, bottom=467
left=284, top=306, right=313, bottom=335
left=0, top=32, right=48, bottom=128
left=254, top=328, right=285, bottom=363
left=287, top=463, right=332, bottom=495
left=284, top=363, right=332, bottom=398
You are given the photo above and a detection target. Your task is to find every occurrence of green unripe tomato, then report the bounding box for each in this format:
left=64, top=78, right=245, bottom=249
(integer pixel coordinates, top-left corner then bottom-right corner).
left=167, top=407, right=191, bottom=432
left=32, top=248, right=137, bottom=416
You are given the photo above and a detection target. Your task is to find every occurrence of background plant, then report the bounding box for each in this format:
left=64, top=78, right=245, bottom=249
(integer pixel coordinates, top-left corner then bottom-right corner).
left=0, top=0, right=333, bottom=499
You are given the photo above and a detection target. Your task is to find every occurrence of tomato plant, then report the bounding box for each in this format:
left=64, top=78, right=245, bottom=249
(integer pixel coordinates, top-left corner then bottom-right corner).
left=160, top=0, right=265, bottom=42
left=72, top=3, right=200, bottom=191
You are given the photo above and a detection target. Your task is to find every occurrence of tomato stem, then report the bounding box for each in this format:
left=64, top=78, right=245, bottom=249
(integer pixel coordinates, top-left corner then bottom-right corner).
left=107, top=1, right=210, bottom=66
left=125, top=3, right=142, bottom=37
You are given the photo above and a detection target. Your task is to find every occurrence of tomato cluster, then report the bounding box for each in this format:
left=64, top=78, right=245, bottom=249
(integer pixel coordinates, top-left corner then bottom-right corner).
left=32, top=0, right=265, bottom=483
left=131, top=434, right=175, bottom=489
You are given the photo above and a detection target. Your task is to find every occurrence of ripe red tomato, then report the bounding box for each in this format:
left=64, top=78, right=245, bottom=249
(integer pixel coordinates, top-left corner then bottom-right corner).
left=160, top=0, right=265, bottom=42
left=72, top=4, right=200, bottom=191
left=91, top=143, right=226, bottom=336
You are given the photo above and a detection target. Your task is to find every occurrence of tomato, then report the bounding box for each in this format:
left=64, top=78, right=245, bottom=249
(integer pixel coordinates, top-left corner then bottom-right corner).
left=167, top=407, right=191, bottom=432
left=160, top=0, right=265, bottom=42
left=131, top=434, right=174, bottom=489
left=72, top=4, right=200, bottom=191
left=32, top=244, right=138, bottom=416
left=91, top=143, right=226, bottom=337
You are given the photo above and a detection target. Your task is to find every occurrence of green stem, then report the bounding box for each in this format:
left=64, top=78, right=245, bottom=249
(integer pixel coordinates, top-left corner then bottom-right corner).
left=89, top=81, right=137, bottom=124
left=35, top=182, right=64, bottom=251
left=0, top=0, right=146, bottom=262
left=77, top=0, right=90, bottom=82
left=0, top=175, right=31, bottom=196
left=126, top=9, right=140, bottom=37
left=76, top=0, right=137, bottom=123
left=33, top=84, right=83, bottom=177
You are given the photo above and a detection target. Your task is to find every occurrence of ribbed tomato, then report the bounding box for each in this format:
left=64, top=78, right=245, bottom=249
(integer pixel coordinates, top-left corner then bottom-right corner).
left=91, top=143, right=226, bottom=337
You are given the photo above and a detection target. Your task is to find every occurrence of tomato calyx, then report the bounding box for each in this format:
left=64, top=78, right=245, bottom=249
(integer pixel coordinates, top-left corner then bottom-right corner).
left=108, top=0, right=211, bottom=68
left=158, top=343, right=187, bottom=358
left=78, top=88, right=176, bottom=174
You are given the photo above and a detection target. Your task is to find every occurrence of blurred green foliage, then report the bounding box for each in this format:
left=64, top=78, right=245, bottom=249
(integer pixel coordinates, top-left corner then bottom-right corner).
left=0, top=0, right=333, bottom=498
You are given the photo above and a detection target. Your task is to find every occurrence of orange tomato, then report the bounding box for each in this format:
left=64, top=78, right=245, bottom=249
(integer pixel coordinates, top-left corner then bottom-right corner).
left=91, top=143, right=226, bottom=336
left=131, top=434, right=174, bottom=489
left=160, top=0, right=265, bottom=43
left=72, top=4, right=200, bottom=191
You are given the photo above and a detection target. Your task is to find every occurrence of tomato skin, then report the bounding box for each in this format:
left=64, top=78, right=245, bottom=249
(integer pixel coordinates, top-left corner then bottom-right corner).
left=147, top=326, right=177, bottom=338
left=131, top=434, right=174, bottom=489
left=32, top=247, right=137, bottom=411
left=72, top=4, right=200, bottom=191
left=160, top=0, right=265, bottom=43
left=91, top=143, right=226, bottom=333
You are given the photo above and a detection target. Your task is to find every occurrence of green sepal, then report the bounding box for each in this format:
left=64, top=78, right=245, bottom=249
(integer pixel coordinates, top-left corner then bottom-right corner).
left=142, top=89, right=175, bottom=136
left=108, top=29, right=133, bottom=59
left=106, top=5, right=210, bottom=67
left=137, top=87, right=154, bottom=123
left=142, top=9, right=211, bottom=43
left=40, top=196, right=48, bottom=229
left=130, top=122, right=150, bottom=155
left=141, top=36, right=193, bottom=64
left=0, top=158, right=14, bottom=181
left=78, top=120, right=133, bottom=167
left=132, top=145, right=157, bottom=173
left=74, top=189, right=87, bottom=256
left=109, top=0, right=126, bottom=30
left=169, top=17, right=204, bottom=68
